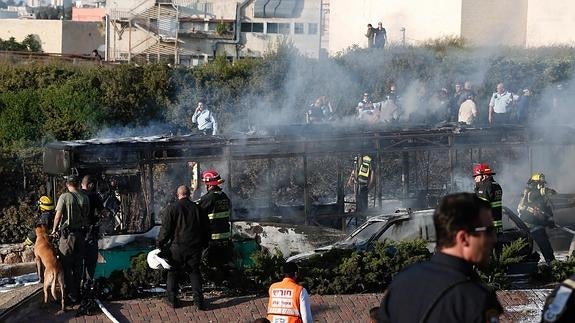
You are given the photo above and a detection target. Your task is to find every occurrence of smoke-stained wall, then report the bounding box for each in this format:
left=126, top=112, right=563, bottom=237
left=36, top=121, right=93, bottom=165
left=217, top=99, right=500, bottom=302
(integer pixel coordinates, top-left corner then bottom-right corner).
left=328, top=0, right=462, bottom=53
left=461, top=0, right=528, bottom=47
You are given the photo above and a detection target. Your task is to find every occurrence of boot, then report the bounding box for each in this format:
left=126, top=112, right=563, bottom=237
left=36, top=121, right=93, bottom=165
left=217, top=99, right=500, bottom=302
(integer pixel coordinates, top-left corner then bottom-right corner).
left=192, top=292, right=206, bottom=311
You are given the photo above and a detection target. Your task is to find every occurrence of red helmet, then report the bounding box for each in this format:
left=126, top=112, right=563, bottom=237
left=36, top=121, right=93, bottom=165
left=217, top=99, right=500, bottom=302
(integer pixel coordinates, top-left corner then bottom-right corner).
left=202, top=170, right=224, bottom=186
left=472, top=163, right=495, bottom=177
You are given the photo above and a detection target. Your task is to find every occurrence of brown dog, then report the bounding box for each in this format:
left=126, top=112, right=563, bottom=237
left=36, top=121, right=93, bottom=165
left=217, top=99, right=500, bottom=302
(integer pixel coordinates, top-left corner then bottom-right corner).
left=34, top=225, right=65, bottom=311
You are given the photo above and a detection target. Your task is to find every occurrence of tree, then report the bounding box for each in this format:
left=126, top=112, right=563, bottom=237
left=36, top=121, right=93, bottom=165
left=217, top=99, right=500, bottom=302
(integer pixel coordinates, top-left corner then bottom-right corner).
left=22, top=34, right=42, bottom=52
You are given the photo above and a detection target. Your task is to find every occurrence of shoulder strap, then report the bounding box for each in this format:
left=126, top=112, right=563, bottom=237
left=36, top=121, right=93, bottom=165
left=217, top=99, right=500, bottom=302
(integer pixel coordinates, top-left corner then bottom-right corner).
left=419, top=278, right=470, bottom=323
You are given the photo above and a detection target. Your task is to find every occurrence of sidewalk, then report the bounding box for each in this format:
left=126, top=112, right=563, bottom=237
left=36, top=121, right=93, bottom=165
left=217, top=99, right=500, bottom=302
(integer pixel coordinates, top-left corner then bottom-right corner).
left=7, top=289, right=551, bottom=323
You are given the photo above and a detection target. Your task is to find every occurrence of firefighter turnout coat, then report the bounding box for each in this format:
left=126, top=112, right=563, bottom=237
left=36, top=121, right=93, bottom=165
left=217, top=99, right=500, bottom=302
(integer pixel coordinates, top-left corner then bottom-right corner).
left=475, top=177, right=503, bottom=230
left=198, top=187, right=231, bottom=241
left=267, top=277, right=313, bottom=323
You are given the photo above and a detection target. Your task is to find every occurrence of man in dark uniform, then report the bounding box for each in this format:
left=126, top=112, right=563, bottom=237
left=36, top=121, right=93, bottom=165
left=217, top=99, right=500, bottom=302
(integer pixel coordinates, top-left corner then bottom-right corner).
left=157, top=185, right=210, bottom=310
left=517, top=172, right=557, bottom=263
left=542, top=274, right=575, bottom=323
left=378, top=193, right=503, bottom=323
left=81, top=175, right=104, bottom=290
left=473, top=163, right=503, bottom=232
left=197, top=170, right=233, bottom=277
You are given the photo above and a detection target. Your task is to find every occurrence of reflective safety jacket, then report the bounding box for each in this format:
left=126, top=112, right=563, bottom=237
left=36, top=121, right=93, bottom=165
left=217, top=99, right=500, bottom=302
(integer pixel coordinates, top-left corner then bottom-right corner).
left=267, top=277, right=304, bottom=323
left=357, top=156, right=372, bottom=186
left=198, top=187, right=231, bottom=241
left=475, top=177, right=503, bottom=229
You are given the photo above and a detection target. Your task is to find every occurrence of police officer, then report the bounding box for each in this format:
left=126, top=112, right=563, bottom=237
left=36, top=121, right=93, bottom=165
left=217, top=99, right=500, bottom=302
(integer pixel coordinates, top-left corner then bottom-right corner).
left=517, top=172, right=557, bottom=264
left=378, top=193, right=503, bottom=322
left=197, top=170, right=232, bottom=271
left=473, top=163, right=503, bottom=232
left=347, top=155, right=374, bottom=212
left=542, top=274, right=575, bottom=323
left=51, top=175, right=90, bottom=305
left=157, top=185, right=210, bottom=310
left=80, top=175, right=104, bottom=291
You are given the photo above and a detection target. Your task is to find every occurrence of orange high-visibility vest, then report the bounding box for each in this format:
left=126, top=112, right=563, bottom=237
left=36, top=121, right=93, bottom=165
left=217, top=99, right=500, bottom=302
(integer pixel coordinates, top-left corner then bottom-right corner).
left=267, top=277, right=304, bottom=323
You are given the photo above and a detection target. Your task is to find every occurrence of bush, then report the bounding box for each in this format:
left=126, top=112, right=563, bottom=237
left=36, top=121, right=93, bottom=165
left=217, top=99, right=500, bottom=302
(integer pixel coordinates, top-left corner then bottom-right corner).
left=476, top=238, right=529, bottom=289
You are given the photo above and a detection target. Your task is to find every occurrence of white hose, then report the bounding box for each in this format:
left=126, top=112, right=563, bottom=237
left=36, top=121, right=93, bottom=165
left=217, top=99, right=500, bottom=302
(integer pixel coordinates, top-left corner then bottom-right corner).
left=95, top=298, right=120, bottom=323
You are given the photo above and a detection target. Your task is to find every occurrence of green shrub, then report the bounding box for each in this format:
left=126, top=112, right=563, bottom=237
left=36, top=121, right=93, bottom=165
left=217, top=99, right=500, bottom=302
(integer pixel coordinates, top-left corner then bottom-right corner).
left=477, top=238, right=529, bottom=289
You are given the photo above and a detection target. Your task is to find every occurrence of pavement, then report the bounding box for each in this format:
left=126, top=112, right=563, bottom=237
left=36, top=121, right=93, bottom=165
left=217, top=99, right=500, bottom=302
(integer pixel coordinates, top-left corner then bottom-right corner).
left=3, top=287, right=554, bottom=323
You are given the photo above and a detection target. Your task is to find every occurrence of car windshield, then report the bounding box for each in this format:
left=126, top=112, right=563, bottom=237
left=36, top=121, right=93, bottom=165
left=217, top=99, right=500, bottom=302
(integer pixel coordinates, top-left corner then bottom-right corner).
left=343, top=220, right=387, bottom=246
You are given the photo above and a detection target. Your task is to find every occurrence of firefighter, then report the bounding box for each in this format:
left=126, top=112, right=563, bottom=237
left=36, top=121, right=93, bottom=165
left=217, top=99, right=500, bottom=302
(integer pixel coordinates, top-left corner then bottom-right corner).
left=197, top=170, right=233, bottom=277
left=473, top=163, right=503, bottom=232
left=517, top=172, right=557, bottom=264
left=347, top=155, right=374, bottom=212
left=24, top=196, right=56, bottom=246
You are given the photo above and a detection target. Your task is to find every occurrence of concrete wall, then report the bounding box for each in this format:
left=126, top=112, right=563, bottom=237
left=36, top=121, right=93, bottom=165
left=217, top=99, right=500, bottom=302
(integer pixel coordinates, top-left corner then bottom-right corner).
left=0, top=19, right=63, bottom=53
left=0, top=19, right=103, bottom=54
left=461, top=0, right=527, bottom=47
left=61, top=21, right=104, bottom=55
left=328, top=0, right=461, bottom=53
left=526, top=0, right=575, bottom=47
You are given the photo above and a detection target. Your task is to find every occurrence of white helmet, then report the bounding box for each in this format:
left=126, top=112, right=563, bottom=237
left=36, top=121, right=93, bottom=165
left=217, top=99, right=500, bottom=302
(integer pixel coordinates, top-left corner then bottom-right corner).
left=147, top=249, right=172, bottom=270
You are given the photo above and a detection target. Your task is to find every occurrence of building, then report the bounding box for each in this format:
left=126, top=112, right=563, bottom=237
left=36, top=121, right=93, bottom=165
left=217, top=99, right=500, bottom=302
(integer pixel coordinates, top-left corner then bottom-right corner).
left=72, top=7, right=105, bottom=21
left=105, top=0, right=326, bottom=65
left=328, top=0, right=575, bottom=52
left=0, top=19, right=104, bottom=54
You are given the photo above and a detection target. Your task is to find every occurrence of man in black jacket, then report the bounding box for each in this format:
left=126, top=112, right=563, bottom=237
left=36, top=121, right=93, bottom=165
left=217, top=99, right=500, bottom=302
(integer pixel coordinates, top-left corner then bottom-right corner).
left=157, top=185, right=210, bottom=310
left=378, top=193, right=503, bottom=322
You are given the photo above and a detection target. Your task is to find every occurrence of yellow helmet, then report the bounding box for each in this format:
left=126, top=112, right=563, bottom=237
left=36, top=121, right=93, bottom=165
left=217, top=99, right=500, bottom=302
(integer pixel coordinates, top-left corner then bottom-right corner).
left=530, top=173, right=546, bottom=183
left=362, top=155, right=372, bottom=163
left=38, top=195, right=55, bottom=211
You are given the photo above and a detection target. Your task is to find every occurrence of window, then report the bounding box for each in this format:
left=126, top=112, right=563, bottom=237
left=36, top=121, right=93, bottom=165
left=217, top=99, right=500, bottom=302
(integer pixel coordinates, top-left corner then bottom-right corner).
left=252, top=23, right=264, bottom=33
left=294, top=23, right=304, bottom=34
left=308, top=23, right=318, bottom=35
left=241, top=22, right=251, bottom=32
left=267, top=23, right=278, bottom=34
left=278, top=23, right=290, bottom=34
left=241, top=22, right=264, bottom=33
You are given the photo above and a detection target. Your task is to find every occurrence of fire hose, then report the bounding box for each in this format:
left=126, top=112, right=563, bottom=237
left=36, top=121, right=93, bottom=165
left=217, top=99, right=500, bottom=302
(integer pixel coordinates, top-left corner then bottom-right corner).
left=94, top=299, right=120, bottom=323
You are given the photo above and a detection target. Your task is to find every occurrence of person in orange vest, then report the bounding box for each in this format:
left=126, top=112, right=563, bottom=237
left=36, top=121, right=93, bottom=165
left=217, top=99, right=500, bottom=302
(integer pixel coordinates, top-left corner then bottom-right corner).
left=267, top=262, right=313, bottom=323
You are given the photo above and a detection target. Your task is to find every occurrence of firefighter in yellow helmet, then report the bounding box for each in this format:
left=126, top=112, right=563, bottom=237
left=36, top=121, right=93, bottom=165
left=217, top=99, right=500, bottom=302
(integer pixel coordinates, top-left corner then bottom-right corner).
left=517, top=172, right=557, bottom=263
left=23, top=195, right=56, bottom=246
left=347, top=155, right=375, bottom=212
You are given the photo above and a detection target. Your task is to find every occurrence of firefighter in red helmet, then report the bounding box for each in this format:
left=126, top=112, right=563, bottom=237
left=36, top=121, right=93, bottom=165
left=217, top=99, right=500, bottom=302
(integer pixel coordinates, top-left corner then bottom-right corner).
left=473, top=163, right=503, bottom=232
left=197, top=170, right=233, bottom=280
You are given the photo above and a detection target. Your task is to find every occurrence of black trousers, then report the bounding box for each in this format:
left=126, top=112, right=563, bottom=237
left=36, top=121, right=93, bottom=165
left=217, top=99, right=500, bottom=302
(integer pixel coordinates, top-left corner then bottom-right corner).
left=59, top=231, right=85, bottom=300
left=531, top=226, right=555, bottom=263
left=167, top=247, right=203, bottom=302
left=83, top=234, right=99, bottom=289
left=356, top=186, right=369, bottom=212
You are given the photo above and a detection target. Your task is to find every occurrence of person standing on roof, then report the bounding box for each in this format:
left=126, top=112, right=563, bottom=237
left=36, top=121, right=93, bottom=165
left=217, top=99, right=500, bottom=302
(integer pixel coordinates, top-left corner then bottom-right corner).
left=191, top=101, right=218, bottom=135
left=197, top=170, right=233, bottom=278
left=473, top=163, right=503, bottom=233
left=517, top=172, right=557, bottom=264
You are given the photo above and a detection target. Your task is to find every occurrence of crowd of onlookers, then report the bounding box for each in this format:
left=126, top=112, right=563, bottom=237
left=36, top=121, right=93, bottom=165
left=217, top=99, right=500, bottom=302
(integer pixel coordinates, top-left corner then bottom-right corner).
left=305, top=80, right=542, bottom=127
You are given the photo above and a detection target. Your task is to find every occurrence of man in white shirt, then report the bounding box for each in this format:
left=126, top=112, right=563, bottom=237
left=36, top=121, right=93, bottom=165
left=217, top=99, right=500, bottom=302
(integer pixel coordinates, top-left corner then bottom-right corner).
left=458, top=93, right=477, bottom=125
left=489, top=83, right=514, bottom=125
left=191, top=101, right=218, bottom=135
